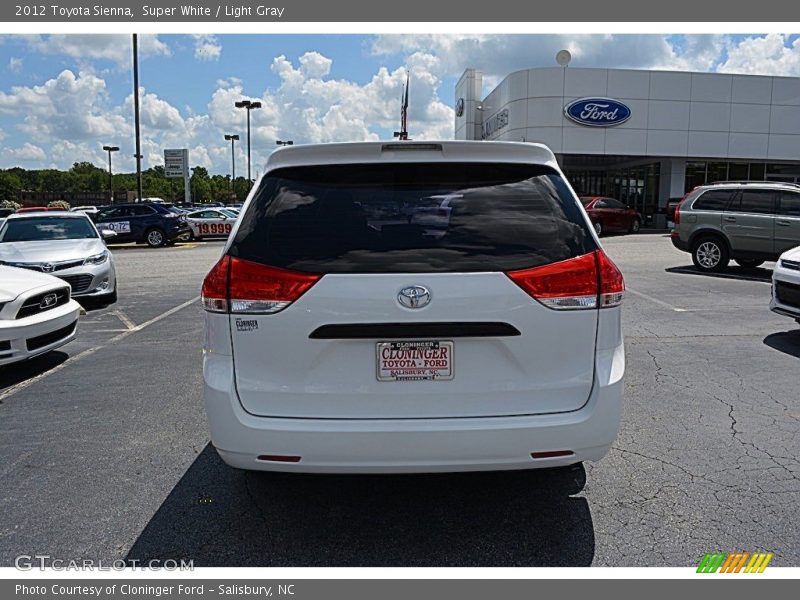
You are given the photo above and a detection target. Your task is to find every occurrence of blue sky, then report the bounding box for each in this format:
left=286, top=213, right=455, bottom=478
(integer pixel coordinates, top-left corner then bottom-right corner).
left=1, top=34, right=799, bottom=174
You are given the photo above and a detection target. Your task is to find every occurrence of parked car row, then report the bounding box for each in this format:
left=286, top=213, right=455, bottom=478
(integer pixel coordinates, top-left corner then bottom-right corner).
left=3, top=202, right=245, bottom=247
left=0, top=211, right=118, bottom=306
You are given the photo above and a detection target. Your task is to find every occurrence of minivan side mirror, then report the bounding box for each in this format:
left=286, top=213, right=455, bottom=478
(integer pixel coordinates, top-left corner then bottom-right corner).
left=100, top=229, right=117, bottom=240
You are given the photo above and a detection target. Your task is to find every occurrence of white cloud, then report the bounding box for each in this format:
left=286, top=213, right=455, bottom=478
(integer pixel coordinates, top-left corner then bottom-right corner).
left=718, top=34, right=800, bottom=76
left=299, top=51, right=332, bottom=78
left=17, top=34, right=170, bottom=68
left=7, top=57, right=22, bottom=72
left=370, top=34, right=731, bottom=78
left=7, top=143, right=46, bottom=162
left=192, top=34, right=222, bottom=61
left=0, top=70, right=130, bottom=144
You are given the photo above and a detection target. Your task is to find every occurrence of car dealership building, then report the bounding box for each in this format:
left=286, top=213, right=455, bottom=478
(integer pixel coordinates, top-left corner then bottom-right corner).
left=455, top=67, right=800, bottom=227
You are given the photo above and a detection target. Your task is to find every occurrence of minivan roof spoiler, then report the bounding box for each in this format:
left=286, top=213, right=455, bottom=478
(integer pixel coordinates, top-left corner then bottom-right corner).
left=263, top=140, right=559, bottom=174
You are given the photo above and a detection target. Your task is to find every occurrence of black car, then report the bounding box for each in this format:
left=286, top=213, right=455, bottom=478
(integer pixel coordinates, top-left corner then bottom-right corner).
left=95, top=203, right=190, bottom=247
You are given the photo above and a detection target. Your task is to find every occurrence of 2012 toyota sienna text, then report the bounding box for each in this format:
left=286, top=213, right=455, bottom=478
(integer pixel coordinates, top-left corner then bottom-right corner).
left=201, top=141, right=625, bottom=474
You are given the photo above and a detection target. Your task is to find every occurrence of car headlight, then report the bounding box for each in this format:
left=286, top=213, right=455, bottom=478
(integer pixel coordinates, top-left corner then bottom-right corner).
left=84, top=251, right=109, bottom=265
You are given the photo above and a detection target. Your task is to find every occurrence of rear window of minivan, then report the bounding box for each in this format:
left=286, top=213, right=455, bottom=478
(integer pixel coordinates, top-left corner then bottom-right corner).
left=229, top=162, right=596, bottom=273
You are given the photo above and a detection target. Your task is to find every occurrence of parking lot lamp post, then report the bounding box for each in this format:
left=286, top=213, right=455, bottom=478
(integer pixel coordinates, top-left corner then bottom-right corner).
left=102, top=145, right=119, bottom=204
left=224, top=134, right=239, bottom=194
left=234, top=99, right=262, bottom=181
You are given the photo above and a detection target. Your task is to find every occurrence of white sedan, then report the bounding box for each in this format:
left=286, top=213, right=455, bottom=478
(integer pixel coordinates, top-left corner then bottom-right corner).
left=770, top=245, right=800, bottom=325
left=186, top=209, right=236, bottom=241
left=0, top=266, right=82, bottom=367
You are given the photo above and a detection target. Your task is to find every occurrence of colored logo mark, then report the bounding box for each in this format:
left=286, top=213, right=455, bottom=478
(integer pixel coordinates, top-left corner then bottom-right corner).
left=697, top=552, right=773, bottom=573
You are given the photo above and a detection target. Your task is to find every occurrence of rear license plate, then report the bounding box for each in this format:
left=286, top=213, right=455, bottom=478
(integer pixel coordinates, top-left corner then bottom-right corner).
left=376, top=340, right=454, bottom=382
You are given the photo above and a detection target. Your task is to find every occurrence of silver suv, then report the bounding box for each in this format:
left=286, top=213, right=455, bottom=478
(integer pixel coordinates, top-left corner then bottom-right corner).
left=671, top=182, right=800, bottom=272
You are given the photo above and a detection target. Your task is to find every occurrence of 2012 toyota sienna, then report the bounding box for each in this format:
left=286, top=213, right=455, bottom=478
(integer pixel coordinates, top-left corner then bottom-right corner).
left=201, top=141, right=625, bottom=473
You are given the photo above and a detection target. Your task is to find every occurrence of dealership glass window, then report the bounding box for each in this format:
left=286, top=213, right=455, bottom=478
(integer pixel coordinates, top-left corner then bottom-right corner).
left=728, top=163, right=748, bottom=181
left=766, top=163, right=800, bottom=182
left=706, top=162, right=728, bottom=185
left=749, top=163, right=765, bottom=180
left=685, top=162, right=707, bottom=191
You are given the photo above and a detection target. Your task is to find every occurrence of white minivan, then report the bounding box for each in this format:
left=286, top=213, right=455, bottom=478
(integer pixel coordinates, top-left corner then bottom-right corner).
left=201, top=141, right=625, bottom=473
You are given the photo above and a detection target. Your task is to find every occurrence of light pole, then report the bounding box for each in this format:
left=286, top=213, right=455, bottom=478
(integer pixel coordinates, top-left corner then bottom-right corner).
left=234, top=99, right=261, bottom=181
left=102, top=145, right=119, bottom=204
left=276, top=140, right=294, bottom=146
left=132, top=34, right=143, bottom=203
left=224, top=134, right=239, bottom=196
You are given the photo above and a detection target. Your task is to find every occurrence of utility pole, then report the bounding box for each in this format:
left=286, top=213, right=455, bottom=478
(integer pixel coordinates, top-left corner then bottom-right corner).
left=132, top=34, right=143, bottom=202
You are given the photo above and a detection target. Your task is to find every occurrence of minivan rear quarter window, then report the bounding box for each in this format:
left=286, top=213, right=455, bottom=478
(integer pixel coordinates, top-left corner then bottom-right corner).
left=229, top=162, right=596, bottom=273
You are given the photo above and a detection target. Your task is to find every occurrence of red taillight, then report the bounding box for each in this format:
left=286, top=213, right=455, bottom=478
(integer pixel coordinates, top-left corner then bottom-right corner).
left=596, top=250, right=625, bottom=308
left=201, top=256, right=321, bottom=314
left=201, top=255, right=230, bottom=313
left=506, top=250, right=624, bottom=310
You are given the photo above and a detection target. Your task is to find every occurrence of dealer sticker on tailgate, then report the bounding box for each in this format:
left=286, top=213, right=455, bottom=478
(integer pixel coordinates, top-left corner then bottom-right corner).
left=376, top=341, right=454, bottom=382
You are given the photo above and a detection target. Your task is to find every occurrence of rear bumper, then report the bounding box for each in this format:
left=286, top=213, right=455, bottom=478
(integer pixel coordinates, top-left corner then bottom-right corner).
left=202, top=343, right=624, bottom=474
left=670, top=232, right=689, bottom=252
left=166, top=224, right=190, bottom=241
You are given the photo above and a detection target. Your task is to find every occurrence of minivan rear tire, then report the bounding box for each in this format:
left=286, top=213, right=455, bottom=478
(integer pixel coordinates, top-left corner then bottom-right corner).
left=692, top=236, right=729, bottom=272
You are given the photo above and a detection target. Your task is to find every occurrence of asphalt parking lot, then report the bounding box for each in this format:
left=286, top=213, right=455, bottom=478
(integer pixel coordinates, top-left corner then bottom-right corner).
left=1, top=233, right=798, bottom=567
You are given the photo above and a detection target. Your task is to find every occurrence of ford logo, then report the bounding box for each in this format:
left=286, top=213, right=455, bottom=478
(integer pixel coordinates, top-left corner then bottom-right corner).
left=397, top=285, right=431, bottom=309
left=39, top=293, right=58, bottom=309
left=564, top=97, right=631, bottom=127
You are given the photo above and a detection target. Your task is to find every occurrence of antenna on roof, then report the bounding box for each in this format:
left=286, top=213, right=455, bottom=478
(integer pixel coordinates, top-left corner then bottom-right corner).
left=393, top=71, right=410, bottom=141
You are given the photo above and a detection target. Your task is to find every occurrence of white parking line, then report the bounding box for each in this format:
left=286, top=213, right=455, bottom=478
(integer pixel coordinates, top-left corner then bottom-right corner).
left=0, top=296, right=200, bottom=403
left=626, top=287, right=687, bottom=312
left=112, top=309, right=137, bottom=331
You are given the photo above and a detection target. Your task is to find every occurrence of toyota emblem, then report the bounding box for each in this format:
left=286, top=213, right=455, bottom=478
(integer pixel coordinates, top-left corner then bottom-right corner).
left=397, top=285, right=431, bottom=309
left=41, top=263, right=55, bottom=273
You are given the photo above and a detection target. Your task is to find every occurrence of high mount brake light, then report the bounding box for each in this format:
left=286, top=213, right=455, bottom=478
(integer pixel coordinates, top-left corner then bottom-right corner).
left=506, top=250, right=624, bottom=310
left=201, top=256, right=321, bottom=314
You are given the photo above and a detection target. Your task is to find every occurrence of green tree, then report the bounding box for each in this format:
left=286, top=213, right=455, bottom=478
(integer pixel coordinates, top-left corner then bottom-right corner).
left=0, top=171, right=23, bottom=202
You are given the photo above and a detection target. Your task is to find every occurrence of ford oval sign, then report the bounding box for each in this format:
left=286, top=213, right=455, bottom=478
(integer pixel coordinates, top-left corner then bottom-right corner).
left=564, top=97, right=631, bottom=127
